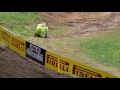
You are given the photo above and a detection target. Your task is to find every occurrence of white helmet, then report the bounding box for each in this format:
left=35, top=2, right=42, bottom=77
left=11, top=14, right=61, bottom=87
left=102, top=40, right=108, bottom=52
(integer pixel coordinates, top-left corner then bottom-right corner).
left=38, top=22, right=46, bottom=27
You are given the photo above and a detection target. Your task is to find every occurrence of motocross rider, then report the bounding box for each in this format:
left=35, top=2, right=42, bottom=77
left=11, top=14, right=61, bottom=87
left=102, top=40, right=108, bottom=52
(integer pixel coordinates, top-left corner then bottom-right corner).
left=34, top=22, right=49, bottom=38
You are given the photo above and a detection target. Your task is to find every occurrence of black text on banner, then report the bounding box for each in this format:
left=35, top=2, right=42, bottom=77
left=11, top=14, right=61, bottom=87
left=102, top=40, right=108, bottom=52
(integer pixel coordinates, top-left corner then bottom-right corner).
left=26, top=41, right=46, bottom=65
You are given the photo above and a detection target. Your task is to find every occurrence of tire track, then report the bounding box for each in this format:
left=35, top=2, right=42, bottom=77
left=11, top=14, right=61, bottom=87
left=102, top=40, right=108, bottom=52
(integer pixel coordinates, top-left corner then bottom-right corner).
left=52, top=12, right=120, bottom=38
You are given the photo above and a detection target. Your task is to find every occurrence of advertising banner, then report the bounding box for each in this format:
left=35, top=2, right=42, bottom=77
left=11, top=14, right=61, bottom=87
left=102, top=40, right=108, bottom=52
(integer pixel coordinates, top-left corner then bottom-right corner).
left=9, top=34, right=26, bottom=56
left=0, top=26, right=12, bottom=46
left=0, top=26, right=26, bottom=56
left=45, top=50, right=117, bottom=78
left=45, top=50, right=60, bottom=72
left=71, top=61, right=117, bottom=78
left=26, top=41, right=46, bottom=65
left=45, top=50, right=73, bottom=74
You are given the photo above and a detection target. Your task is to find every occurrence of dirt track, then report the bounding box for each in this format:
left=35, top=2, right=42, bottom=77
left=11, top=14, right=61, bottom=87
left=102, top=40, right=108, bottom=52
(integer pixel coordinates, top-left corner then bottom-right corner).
left=46, top=12, right=120, bottom=38
left=0, top=47, right=71, bottom=78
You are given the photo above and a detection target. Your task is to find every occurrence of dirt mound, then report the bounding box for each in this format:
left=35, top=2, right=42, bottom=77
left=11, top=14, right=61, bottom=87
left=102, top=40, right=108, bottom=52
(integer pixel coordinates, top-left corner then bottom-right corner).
left=43, top=12, right=112, bottom=24
left=44, top=12, right=120, bottom=38
left=0, top=46, right=71, bottom=78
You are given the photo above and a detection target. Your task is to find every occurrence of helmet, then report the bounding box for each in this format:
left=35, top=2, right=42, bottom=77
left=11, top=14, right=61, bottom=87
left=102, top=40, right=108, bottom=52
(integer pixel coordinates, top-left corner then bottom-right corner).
left=38, top=22, right=46, bottom=27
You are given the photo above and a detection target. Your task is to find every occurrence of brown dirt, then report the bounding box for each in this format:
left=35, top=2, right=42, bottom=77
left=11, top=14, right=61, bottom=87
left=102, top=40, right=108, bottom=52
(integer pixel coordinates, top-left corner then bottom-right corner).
left=44, top=12, right=120, bottom=38
left=0, top=46, right=71, bottom=78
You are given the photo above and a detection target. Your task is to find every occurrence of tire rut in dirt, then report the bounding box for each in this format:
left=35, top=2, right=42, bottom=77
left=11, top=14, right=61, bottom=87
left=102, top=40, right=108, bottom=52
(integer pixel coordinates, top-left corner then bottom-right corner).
left=53, top=12, right=120, bottom=38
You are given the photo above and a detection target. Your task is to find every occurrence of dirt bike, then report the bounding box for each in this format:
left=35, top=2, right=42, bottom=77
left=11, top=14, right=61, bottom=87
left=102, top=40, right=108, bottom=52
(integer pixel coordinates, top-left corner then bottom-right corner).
left=34, top=31, right=48, bottom=38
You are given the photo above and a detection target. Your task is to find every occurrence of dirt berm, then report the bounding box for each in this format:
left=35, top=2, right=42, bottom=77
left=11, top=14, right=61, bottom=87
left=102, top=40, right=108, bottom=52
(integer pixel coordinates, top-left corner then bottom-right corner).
left=0, top=46, right=71, bottom=78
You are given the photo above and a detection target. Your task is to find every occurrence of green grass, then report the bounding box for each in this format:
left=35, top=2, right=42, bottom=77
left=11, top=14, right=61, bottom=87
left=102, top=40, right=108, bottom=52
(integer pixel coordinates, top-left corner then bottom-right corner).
left=79, top=30, right=120, bottom=68
left=49, top=25, right=72, bottom=36
left=0, top=12, right=41, bottom=36
left=0, top=12, right=72, bottom=38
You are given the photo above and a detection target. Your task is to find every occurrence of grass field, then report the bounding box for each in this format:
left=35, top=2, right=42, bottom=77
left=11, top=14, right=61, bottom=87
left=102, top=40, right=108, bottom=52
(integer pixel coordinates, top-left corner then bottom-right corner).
left=0, top=12, right=120, bottom=70
left=79, top=29, right=120, bottom=68
left=0, top=12, right=41, bottom=36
